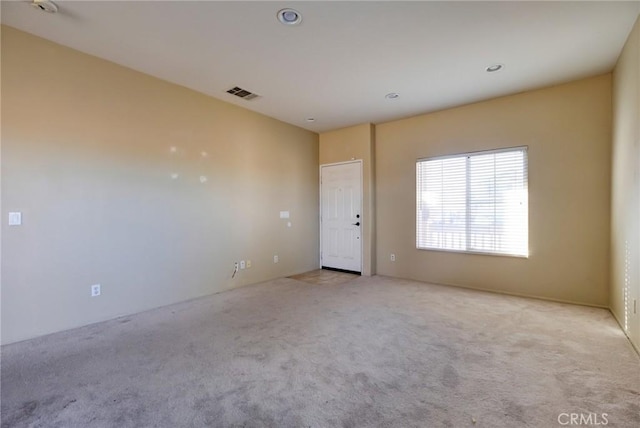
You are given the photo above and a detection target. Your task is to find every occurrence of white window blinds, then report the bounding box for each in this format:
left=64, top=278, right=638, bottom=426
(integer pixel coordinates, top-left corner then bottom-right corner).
left=416, top=147, right=528, bottom=257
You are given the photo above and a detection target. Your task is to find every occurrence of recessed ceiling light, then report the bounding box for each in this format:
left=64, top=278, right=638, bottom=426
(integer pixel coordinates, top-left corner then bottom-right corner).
left=278, top=8, right=302, bottom=26
left=306, top=118, right=316, bottom=123
left=385, top=92, right=400, bottom=100
left=486, top=64, right=504, bottom=73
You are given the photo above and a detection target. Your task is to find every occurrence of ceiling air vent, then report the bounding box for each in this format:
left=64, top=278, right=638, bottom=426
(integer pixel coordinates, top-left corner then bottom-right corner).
left=226, top=86, right=260, bottom=101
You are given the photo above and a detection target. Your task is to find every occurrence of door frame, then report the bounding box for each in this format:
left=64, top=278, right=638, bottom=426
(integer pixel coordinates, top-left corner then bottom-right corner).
left=319, top=160, right=364, bottom=273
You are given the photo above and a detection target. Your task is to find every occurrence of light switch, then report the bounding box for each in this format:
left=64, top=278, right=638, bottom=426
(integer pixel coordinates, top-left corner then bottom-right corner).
left=279, top=211, right=290, bottom=219
left=8, top=212, right=22, bottom=226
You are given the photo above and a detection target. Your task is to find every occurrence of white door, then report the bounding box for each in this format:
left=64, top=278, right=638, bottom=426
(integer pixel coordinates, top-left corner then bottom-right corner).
left=320, top=161, right=362, bottom=273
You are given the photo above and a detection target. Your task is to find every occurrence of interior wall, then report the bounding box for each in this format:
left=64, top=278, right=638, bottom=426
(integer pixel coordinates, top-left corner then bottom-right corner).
left=0, top=26, right=320, bottom=345
left=611, top=14, right=640, bottom=350
left=319, top=124, right=376, bottom=276
left=376, top=75, right=612, bottom=306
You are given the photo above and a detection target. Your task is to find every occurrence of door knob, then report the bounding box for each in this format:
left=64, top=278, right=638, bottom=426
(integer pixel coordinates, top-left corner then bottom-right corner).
left=352, top=222, right=360, bottom=226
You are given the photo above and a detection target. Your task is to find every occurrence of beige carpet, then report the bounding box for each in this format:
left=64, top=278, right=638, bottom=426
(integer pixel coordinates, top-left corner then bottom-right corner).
left=2, top=275, right=639, bottom=427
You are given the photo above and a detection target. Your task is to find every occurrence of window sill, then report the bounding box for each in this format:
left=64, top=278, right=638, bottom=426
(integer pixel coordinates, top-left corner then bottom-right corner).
left=416, top=247, right=529, bottom=259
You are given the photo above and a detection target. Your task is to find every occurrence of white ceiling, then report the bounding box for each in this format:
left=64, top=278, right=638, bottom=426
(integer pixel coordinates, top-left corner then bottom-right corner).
left=2, top=1, right=639, bottom=133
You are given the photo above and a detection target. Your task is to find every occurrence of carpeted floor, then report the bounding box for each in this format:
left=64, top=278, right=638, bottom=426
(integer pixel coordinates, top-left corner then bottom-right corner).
left=1, top=275, right=639, bottom=427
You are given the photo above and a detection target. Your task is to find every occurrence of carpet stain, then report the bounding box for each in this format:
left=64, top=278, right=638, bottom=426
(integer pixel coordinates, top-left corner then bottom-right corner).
left=215, top=385, right=250, bottom=402
left=442, top=364, right=460, bottom=388
left=504, top=400, right=526, bottom=424
left=341, top=402, right=385, bottom=428
left=61, top=398, right=77, bottom=410
left=1, top=400, right=38, bottom=428
left=236, top=403, right=278, bottom=427
left=234, top=351, right=269, bottom=362
left=193, top=392, right=226, bottom=425
left=516, top=339, right=536, bottom=348
left=280, top=357, right=298, bottom=371
left=353, top=372, right=370, bottom=385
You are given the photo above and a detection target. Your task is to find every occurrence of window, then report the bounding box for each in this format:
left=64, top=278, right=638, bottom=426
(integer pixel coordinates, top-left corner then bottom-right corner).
left=416, top=147, right=528, bottom=257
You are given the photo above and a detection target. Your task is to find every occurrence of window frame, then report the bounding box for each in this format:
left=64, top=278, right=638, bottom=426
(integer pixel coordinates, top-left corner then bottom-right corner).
left=416, top=146, right=529, bottom=258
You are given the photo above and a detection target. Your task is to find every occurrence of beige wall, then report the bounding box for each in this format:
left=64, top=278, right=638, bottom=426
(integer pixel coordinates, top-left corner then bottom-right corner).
left=319, top=124, right=375, bottom=276
left=611, top=15, right=640, bottom=350
left=1, top=26, right=319, bottom=345
left=376, top=75, right=612, bottom=306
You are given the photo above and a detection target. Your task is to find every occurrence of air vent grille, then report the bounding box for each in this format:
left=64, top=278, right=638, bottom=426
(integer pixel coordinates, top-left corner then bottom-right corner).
left=226, top=86, right=260, bottom=101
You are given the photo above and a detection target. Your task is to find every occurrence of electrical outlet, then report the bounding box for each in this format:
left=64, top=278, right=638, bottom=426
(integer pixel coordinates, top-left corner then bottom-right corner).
left=8, top=212, right=22, bottom=226
left=390, top=253, right=396, bottom=261
left=240, top=260, right=246, bottom=270
left=91, top=284, right=101, bottom=297
left=273, top=255, right=279, bottom=263
left=246, top=260, right=252, bottom=268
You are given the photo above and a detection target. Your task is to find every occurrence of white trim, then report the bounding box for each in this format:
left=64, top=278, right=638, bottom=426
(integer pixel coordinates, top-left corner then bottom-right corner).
left=417, top=247, right=528, bottom=259
left=319, top=160, right=364, bottom=273
left=417, top=145, right=528, bottom=163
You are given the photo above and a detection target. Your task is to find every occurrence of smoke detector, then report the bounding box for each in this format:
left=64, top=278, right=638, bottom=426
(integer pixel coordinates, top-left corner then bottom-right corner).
left=31, top=0, right=58, bottom=13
